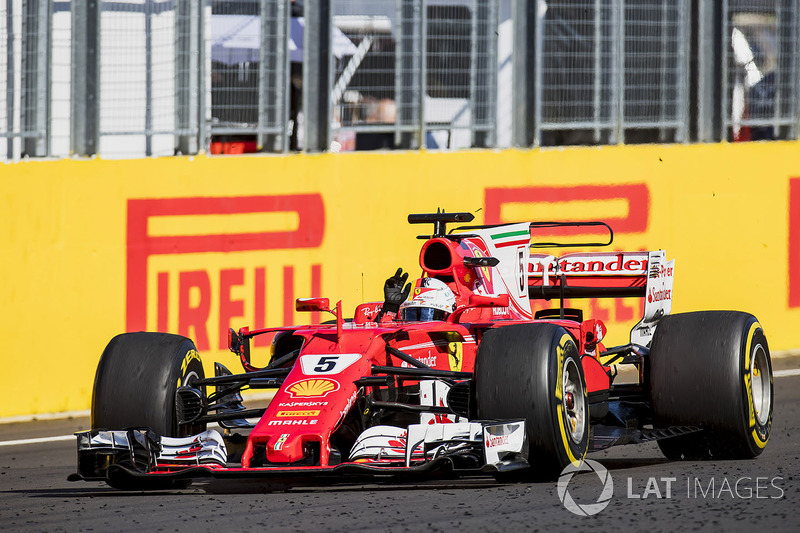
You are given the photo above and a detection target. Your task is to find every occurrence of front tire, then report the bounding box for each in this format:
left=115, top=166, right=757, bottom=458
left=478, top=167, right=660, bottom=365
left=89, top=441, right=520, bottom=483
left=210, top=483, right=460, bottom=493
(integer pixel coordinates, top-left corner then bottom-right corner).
left=649, top=311, right=773, bottom=460
left=476, top=324, right=588, bottom=480
left=92, top=332, right=206, bottom=489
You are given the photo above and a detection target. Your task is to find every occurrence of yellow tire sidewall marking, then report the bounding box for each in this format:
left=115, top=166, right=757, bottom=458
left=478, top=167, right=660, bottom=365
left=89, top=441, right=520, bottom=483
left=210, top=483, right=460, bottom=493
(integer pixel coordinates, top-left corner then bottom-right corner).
left=555, top=333, right=582, bottom=464
left=743, top=322, right=768, bottom=449
left=178, top=348, right=202, bottom=388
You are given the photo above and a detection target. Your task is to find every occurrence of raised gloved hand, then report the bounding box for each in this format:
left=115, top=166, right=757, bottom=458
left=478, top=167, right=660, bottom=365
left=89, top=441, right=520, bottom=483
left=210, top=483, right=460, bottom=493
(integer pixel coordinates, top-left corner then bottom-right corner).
left=383, top=268, right=411, bottom=309
left=378, top=268, right=411, bottom=319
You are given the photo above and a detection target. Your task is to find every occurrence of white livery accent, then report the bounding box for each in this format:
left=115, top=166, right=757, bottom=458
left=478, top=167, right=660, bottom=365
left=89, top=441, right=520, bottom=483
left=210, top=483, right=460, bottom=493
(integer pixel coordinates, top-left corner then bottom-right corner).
left=84, top=429, right=228, bottom=468
left=158, top=430, right=228, bottom=467
left=471, top=223, right=533, bottom=320
left=350, top=421, right=527, bottom=470
left=630, top=250, right=675, bottom=346
left=405, top=422, right=484, bottom=467
left=419, top=380, right=464, bottom=425
left=405, top=420, right=527, bottom=468
left=482, top=422, right=526, bottom=466
left=348, top=425, right=423, bottom=462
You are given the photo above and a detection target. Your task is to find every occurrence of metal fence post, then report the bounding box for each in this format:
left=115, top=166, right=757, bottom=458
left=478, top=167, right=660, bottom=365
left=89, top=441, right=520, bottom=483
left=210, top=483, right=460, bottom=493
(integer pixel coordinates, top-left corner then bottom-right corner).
left=593, top=0, right=602, bottom=143
left=144, top=0, right=153, bottom=155
left=175, top=0, right=200, bottom=155
left=778, top=0, right=797, bottom=139
left=70, top=0, right=100, bottom=156
left=794, top=0, right=800, bottom=139
left=612, top=0, right=624, bottom=144
left=472, top=0, right=495, bottom=148
left=677, top=0, right=689, bottom=143
left=303, top=0, right=332, bottom=152
left=21, top=0, right=51, bottom=157
left=696, top=0, right=722, bottom=143
left=419, top=0, right=427, bottom=148
left=258, top=0, right=288, bottom=152
left=5, top=0, right=15, bottom=159
left=512, top=0, right=535, bottom=147
left=396, top=0, right=421, bottom=149
left=198, top=0, right=207, bottom=154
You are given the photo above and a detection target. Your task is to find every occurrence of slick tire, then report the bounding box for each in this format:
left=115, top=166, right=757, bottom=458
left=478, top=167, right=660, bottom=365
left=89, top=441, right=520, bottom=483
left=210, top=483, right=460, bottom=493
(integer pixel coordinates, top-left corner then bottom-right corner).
left=649, top=311, right=773, bottom=460
left=92, top=332, right=206, bottom=489
left=476, top=324, right=588, bottom=480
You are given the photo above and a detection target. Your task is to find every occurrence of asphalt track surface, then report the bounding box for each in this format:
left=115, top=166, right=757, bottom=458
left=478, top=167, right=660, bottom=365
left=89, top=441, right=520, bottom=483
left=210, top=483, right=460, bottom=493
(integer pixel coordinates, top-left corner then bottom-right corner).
left=2, top=357, right=799, bottom=533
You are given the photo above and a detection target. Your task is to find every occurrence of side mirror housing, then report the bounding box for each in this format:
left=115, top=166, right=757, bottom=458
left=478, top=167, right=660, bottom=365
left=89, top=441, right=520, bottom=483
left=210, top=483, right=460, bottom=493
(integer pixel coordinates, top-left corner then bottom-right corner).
left=468, top=294, right=510, bottom=308
left=228, top=328, right=241, bottom=354
left=296, top=297, right=331, bottom=313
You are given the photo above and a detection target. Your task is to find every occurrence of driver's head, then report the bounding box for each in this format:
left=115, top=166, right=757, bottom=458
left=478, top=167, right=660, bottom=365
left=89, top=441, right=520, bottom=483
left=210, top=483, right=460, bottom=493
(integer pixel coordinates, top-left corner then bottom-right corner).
left=399, top=277, right=456, bottom=321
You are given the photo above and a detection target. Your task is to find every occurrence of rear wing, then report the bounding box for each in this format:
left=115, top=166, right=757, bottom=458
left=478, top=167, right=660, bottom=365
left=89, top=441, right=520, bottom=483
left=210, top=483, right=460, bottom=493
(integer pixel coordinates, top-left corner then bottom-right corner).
left=529, top=250, right=674, bottom=345
left=529, top=251, right=650, bottom=300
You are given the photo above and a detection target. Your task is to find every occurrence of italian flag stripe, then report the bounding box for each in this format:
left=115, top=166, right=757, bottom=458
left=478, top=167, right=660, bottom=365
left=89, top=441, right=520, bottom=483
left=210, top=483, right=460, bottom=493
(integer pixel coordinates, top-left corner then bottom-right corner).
left=491, top=229, right=530, bottom=241
left=495, top=238, right=530, bottom=248
left=490, top=229, right=530, bottom=248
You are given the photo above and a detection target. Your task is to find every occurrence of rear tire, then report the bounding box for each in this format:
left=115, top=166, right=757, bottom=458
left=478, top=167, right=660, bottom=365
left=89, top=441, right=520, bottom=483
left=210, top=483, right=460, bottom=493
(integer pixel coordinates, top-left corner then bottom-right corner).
left=92, top=332, right=206, bottom=489
left=476, top=324, right=588, bottom=480
left=649, top=311, right=772, bottom=460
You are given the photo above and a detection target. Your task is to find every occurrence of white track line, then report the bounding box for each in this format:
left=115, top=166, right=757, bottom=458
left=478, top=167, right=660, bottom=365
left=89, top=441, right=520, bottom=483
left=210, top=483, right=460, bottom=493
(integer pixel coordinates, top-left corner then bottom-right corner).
left=0, top=434, right=75, bottom=447
left=1, top=372, right=798, bottom=449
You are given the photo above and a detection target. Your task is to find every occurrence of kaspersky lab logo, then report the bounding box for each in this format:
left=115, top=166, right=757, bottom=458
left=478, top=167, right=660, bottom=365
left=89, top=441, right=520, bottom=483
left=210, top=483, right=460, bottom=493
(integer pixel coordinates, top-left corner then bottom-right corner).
left=557, top=459, right=614, bottom=516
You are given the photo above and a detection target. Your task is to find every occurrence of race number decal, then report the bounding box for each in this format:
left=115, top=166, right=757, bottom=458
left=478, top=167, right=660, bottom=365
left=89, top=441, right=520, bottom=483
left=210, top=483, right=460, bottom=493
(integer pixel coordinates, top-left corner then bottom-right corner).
left=299, top=353, right=361, bottom=375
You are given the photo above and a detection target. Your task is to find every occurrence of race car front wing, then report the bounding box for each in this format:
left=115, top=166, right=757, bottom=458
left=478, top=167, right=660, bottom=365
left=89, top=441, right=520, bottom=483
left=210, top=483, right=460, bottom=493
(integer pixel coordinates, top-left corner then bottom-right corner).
left=69, top=420, right=528, bottom=484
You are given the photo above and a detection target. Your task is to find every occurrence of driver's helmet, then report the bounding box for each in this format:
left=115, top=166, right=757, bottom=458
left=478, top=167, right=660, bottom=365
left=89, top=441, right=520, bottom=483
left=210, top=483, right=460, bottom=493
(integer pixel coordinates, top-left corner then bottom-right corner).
left=399, top=277, right=456, bottom=321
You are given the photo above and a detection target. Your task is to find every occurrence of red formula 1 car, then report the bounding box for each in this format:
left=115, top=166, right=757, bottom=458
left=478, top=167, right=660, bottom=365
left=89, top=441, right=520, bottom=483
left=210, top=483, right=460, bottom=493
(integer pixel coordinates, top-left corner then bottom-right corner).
left=70, top=211, right=773, bottom=489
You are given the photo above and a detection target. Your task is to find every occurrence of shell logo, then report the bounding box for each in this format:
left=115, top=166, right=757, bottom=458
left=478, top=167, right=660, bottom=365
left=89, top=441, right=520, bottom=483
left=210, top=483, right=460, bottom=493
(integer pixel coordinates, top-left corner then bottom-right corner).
left=287, top=378, right=339, bottom=398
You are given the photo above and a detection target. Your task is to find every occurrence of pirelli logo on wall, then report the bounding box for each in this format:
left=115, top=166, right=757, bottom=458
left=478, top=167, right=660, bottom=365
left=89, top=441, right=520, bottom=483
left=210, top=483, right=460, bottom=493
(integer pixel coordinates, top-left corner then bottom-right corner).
left=126, top=195, right=325, bottom=351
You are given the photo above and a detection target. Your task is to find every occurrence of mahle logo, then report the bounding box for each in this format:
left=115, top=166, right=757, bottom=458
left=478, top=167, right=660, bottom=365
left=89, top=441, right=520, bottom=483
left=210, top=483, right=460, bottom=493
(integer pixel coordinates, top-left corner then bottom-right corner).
left=557, top=459, right=614, bottom=516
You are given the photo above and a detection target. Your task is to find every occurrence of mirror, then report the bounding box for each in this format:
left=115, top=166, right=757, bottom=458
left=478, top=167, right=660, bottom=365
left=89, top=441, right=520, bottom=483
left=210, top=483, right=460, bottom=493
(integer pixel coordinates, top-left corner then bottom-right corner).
left=468, top=294, right=510, bottom=308
left=296, top=297, right=330, bottom=312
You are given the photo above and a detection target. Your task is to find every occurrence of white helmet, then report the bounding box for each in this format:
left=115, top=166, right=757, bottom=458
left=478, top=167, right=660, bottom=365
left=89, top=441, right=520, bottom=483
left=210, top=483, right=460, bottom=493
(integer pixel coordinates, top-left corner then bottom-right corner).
left=399, top=278, right=456, bottom=321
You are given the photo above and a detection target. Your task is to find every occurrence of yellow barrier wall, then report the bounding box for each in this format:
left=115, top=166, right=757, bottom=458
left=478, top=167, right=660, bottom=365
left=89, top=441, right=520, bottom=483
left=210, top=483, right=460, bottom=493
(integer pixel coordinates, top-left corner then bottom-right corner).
left=2, top=141, right=799, bottom=418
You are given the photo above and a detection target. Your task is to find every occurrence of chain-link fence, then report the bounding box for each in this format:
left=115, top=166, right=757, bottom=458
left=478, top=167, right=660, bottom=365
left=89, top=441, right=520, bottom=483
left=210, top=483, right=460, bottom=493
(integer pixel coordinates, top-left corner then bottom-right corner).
left=3, top=0, right=800, bottom=159
left=51, top=3, right=72, bottom=158
left=537, top=0, right=689, bottom=146
left=210, top=0, right=289, bottom=153
left=723, top=0, right=799, bottom=141
left=1, top=0, right=50, bottom=159
left=97, top=1, right=179, bottom=157
left=330, top=0, right=497, bottom=150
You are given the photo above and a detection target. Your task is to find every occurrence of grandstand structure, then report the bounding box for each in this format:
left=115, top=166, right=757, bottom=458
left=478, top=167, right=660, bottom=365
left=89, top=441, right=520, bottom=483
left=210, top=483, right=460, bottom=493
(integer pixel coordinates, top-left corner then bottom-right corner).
left=1, top=0, right=798, bottom=159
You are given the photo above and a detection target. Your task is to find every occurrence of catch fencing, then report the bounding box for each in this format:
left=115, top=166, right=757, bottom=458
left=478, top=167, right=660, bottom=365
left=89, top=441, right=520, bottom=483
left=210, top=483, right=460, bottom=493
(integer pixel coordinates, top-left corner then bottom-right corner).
left=1, top=0, right=799, bottom=159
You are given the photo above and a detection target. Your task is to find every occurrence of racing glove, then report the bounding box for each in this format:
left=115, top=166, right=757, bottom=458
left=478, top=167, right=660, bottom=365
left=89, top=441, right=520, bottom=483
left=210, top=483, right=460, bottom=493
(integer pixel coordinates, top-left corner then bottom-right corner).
left=377, top=268, right=411, bottom=321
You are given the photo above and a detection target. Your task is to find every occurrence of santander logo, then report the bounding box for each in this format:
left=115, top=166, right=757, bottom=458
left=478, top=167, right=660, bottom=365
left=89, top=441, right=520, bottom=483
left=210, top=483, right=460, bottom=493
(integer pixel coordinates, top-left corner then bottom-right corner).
left=485, top=434, right=510, bottom=448
left=648, top=287, right=672, bottom=303
left=530, top=253, right=649, bottom=276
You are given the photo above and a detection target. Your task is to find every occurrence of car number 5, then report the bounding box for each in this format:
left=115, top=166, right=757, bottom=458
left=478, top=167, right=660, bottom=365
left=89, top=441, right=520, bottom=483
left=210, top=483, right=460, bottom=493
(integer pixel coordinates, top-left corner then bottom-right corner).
left=299, top=353, right=362, bottom=375
left=314, top=356, right=338, bottom=373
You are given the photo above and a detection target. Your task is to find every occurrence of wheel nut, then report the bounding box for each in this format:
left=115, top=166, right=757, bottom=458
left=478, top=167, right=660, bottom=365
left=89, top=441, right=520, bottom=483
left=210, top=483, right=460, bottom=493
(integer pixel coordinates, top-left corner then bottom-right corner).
left=565, top=392, right=574, bottom=410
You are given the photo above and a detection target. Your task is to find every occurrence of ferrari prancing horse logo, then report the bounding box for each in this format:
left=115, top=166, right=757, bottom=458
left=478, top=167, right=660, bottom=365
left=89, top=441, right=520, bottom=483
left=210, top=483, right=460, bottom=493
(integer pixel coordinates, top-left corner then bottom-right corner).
left=448, top=342, right=463, bottom=372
